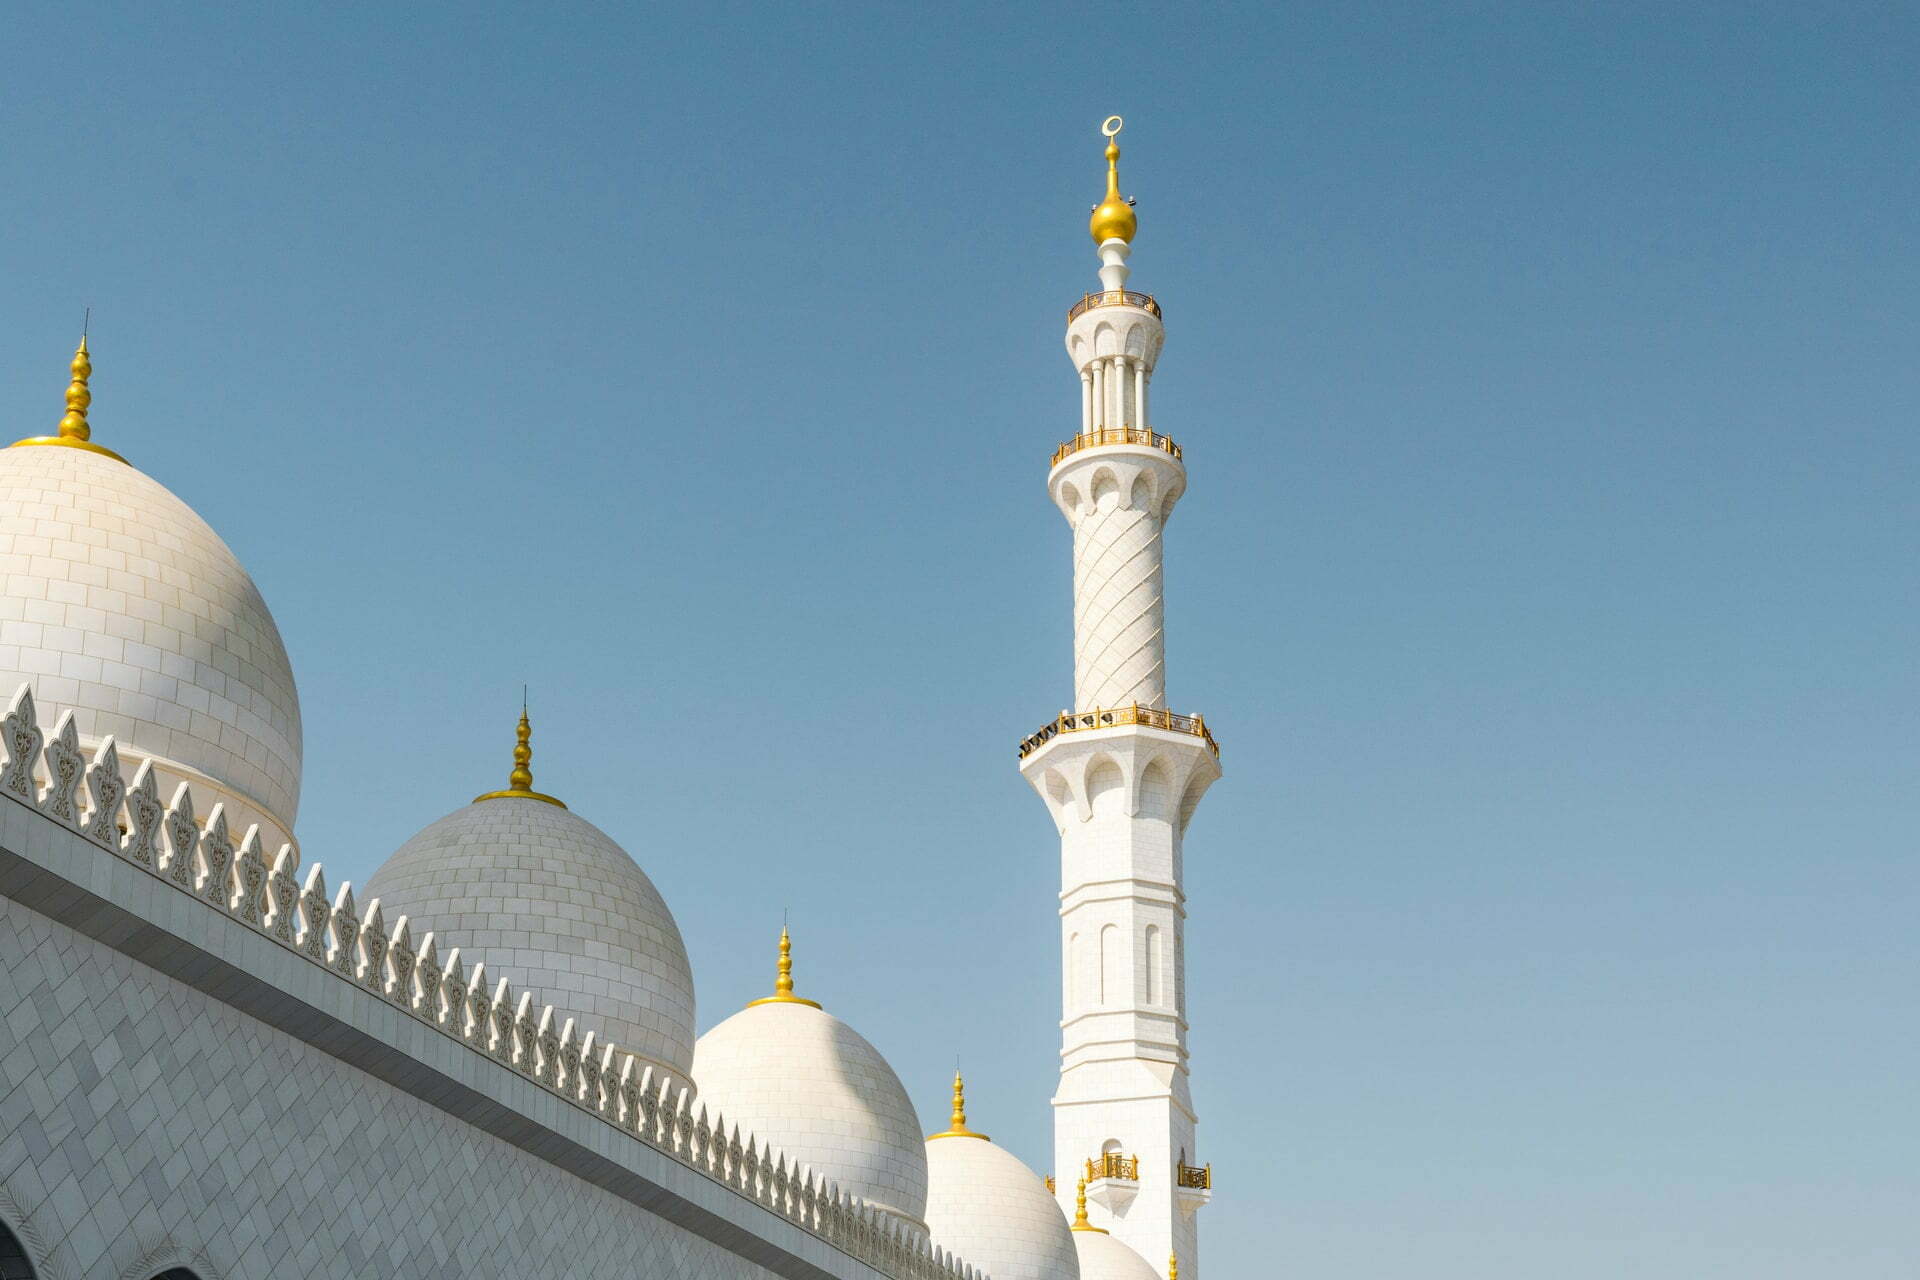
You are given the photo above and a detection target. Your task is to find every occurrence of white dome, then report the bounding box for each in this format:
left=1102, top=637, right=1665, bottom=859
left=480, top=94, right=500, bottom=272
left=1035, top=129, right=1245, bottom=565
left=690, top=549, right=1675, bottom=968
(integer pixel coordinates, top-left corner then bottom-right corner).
left=365, top=791, right=697, bottom=1085
left=693, top=958, right=928, bottom=1232
left=925, top=1121, right=1080, bottom=1280
left=0, top=440, right=302, bottom=847
left=1072, top=1230, right=1163, bottom=1280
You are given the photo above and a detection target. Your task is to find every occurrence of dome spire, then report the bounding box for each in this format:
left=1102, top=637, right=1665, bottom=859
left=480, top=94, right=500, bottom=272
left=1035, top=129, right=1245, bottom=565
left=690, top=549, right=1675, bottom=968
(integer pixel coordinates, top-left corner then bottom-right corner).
left=11, top=328, right=128, bottom=464
left=747, top=924, right=822, bottom=1009
left=1088, top=114, right=1137, bottom=247
left=473, top=697, right=566, bottom=807
left=928, top=1069, right=990, bottom=1141
left=1169, top=1253, right=1179, bottom=1280
left=1069, top=1176, right=1108, bottom=1233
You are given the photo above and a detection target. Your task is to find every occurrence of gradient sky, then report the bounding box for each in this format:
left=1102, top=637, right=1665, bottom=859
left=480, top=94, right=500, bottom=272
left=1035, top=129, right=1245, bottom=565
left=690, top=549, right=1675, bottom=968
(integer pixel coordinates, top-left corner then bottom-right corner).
left=3, top=3, right=1916, bottom=1276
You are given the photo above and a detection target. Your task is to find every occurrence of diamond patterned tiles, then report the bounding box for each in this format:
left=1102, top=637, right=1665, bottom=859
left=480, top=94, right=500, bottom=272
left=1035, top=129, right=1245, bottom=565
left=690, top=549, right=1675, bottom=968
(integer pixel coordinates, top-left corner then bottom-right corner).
left=0, top=897, right=783, bottom=1280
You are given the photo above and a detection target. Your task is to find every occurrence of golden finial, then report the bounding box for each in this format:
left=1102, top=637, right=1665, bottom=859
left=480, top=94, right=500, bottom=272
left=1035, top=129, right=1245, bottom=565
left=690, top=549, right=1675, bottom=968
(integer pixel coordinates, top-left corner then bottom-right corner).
left=1169, top=1254, right=1179, bottom=1280
left=11, top=327, right=128, bottom=464
left=747, top=925, right=823, bottom=1009
left=473, top=697, right=566, bottom=807
left=1070, top=1176, right=1108, bottom=1233
left=59, top=337, right=92, bottom=441
left=928, top=1070, right=990, bottom=1141
left=1088, top=115, right=1137, bottom=245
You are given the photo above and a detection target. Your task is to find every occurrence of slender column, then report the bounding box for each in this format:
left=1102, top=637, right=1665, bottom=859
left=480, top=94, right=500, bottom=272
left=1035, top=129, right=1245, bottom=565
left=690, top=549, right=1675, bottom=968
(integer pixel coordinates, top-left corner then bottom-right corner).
left=1108, top=357, right=1123, bottom=433
left=1135, top=362, right=1148, bottom=431
left=1081, top=370, right=1094, bottom=435
left=1091, top=361, right=1105, bottom=429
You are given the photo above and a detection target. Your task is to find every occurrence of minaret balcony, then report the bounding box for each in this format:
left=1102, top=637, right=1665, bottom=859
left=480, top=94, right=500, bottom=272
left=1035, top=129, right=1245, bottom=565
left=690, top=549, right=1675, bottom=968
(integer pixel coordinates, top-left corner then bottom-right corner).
left=1068, top=289, right=1163, bottom=322
left=1085, top=1153, right=1142, bottom=1215
left=1051, top=426, right=1183, bottom=467
left=1175, top=1162, right=1213, bottom=1215
left=1019, top=705, right=1219, bottom=760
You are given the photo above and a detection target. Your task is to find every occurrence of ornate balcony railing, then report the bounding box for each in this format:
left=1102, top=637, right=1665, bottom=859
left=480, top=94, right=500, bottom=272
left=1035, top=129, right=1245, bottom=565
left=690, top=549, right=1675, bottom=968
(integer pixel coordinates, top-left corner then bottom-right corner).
left=1177, top=1162, right=1212, bottom=1190
left=1087, top=1153, right=1140, bottom=1182
left=1067, top=290, right=1163, bottom=322
left=1051, top=426, right=1182, bottom=467
left=1020, top=705, right=1219, bottom=760
left=1044, top=1176, right=1056, bottom=1194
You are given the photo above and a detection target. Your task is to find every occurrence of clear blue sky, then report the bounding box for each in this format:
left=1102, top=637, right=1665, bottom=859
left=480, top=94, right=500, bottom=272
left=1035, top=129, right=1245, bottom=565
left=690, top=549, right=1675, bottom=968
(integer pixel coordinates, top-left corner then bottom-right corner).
left=3, top=3, right=1916, bottom=1276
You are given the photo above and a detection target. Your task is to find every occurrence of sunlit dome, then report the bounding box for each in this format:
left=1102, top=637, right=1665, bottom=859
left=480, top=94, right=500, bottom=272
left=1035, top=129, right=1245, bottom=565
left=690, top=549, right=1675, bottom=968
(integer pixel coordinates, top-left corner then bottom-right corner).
left=364, top=710, right=697, bottom=1088
left=923, top=1073, right=1081, bottom=1280
left=1066, top=1175, right=1164, bottom=1280
left=0, top=339, right=303, bottom=849
left=693, top=930, right=930, bottom=1233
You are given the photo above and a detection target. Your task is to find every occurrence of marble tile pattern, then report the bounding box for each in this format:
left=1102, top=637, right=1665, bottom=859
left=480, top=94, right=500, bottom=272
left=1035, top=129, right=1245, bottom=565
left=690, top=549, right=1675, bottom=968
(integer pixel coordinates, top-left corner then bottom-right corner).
left=0, top=446, right=301, bottom=830
left=0, top=897, right=795, bottom=1280
left=365, top=796, right=699, bottom=1082
left=924, top=1137, right=1080, bottom=1280
left=696, top=1002, right=930, bottom=1233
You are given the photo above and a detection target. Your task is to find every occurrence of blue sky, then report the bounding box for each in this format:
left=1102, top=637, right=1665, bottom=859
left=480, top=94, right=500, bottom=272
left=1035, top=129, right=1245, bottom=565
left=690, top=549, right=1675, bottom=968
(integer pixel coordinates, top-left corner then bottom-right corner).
left=3, top=3, right=1916, bottom=1275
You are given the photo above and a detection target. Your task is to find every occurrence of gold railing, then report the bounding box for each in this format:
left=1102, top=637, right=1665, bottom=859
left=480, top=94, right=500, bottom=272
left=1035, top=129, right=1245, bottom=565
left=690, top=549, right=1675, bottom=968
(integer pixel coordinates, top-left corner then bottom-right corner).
left=1177, top=1163, right=1211, bottom=1190
left=1087, top=1153, right=1140, bottom=1182
left=1051, top=426, right=1182, bottom=467
left=1044, top=1176, right=1056, bottom=1194
left=1068, top=290, right=1163, bottom=322
left=1020, top=706, right=1219, bottom=759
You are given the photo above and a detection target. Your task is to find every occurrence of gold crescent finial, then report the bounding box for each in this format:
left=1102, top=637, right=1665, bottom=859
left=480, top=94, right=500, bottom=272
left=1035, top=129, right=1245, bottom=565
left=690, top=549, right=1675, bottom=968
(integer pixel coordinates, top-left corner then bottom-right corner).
left=1089, top=114, right=1138, bottom=245
left=1070, top=1176, right=1108, bottom=1233
left=1169, top=1253, right=1179, bottom=1280
left=929, top=1069, right=990, bottom=1141
left=10, top=332, right=127, bottom=464
left=473, top=699, right=566, bottom=807
left=748, top=924, right=823, bottom=1009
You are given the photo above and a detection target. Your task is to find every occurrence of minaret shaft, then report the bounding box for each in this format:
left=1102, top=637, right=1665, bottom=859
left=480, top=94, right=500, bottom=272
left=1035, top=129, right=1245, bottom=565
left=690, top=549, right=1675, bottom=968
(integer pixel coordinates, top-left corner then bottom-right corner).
left=1023, top=117, right=1219, bottom=1280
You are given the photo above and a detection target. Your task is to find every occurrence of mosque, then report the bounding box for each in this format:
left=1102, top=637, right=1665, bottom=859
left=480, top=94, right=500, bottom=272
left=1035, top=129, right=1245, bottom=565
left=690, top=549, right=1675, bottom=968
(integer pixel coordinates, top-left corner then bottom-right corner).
left=0, top=118, right=1219, bottom=1280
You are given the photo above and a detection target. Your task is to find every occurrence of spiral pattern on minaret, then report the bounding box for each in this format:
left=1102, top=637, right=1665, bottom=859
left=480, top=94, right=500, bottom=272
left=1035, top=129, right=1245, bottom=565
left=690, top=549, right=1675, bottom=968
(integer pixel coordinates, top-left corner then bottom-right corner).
left=1072, top=493, right=1166, bottom=709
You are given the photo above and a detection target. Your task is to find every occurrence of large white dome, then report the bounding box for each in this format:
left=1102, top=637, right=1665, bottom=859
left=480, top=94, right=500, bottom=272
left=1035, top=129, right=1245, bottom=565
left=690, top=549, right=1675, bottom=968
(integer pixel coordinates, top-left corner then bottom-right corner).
left=923, top=1078, right=1080, bottom=1280
left=1071, top=1230, right=1163, bottom=1280
left=0, top=410, right=302, bottom=849
left=693, top=937, right=929, bottom=1233
left=365, top=759, right=697, bottom=1087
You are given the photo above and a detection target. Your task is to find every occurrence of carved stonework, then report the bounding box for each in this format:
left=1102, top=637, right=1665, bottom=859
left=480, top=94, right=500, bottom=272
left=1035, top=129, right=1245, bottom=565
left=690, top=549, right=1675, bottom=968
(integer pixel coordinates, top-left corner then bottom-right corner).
left=1, top=686, right=44, bottom=801
left=197, top=806, right=234, bottom=906
left=82, top=737, right=125, bottom=847
left=265, top=846, right=300, bottom=942
left=232, top=827, right=269, bottom=926
left=40, top=712, right=84, bottom=824
left=122, top=760, right=163, bottom=868
left=162, top=785, right=198, bottom=890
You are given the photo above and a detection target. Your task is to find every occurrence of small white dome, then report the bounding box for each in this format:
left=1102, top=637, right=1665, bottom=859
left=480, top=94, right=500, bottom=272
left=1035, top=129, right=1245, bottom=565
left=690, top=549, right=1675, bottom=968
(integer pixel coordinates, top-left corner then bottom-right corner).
left=365, top=773, right=697, bottom=1086
left=693, top=937, right=928, bottom=1232
left=0, top=437, right=302, bottom=847
left=1072, top=1230, right=1163, bottom=1280
left=923, top=1082, right=1080, bottom=1280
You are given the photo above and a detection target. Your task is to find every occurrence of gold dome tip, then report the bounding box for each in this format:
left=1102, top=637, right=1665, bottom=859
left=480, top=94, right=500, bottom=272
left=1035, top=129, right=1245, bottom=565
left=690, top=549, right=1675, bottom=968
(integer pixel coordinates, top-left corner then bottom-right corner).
left=473, top=700, right=566, bottom=807
left=1088, top=114, right=1137, bottom=246
left=747, top=925, right=823, bottom=1009
left=11, top=332, right=127, bottom=464
left=928, top=1069, right=990, bottom=1141
left=1169, top=1253, right=1179, bottom=1280
left=1070, top=1176, right=1108, bottom=1233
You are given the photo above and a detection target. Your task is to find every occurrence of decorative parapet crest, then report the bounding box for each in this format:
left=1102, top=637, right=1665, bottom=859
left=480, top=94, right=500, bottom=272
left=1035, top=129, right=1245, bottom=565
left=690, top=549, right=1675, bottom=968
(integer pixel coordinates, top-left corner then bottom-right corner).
left=0, top=680, right=985, bottom=1280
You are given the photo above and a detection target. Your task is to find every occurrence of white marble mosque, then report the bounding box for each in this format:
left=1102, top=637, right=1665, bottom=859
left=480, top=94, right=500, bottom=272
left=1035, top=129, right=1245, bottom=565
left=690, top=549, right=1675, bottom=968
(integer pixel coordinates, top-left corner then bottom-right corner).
left=0, top=118, right=1217, bottom=1280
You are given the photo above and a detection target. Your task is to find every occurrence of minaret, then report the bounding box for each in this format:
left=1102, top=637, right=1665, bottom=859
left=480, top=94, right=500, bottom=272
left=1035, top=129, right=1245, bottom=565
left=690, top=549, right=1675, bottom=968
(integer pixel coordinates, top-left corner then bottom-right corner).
left=1021, top=116, right=1219, bottom=1277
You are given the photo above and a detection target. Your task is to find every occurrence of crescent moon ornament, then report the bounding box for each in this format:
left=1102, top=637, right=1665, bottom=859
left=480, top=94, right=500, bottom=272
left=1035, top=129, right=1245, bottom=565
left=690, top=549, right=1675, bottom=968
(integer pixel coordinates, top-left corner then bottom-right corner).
left=1101, top=115, right=1124, bottom=138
